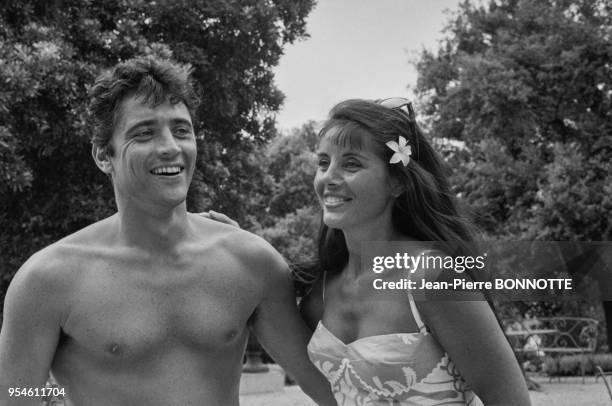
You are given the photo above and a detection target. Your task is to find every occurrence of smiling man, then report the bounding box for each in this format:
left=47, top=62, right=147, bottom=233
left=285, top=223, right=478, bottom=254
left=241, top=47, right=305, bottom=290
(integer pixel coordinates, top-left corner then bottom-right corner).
left=0, top=57, right=334, bottom=406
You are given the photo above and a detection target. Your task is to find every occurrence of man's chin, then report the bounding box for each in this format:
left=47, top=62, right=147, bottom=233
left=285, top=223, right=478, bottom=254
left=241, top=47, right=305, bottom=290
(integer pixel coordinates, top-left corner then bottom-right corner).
left=152, top=192, right=189, bottom=209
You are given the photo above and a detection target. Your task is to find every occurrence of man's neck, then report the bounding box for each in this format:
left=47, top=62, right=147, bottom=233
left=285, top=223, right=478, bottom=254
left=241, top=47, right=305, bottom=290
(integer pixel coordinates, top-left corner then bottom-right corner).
left=113, top=201, right=192, bottom=253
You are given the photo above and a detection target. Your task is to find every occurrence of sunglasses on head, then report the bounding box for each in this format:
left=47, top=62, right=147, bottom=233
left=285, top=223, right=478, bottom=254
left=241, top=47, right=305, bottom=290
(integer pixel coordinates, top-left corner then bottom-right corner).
left=376, top=97, right=416, bottom=121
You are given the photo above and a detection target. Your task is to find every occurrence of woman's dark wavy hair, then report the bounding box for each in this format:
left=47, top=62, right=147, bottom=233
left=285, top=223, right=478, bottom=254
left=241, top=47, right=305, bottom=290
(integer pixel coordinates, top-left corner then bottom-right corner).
left=315, top=99, right=479, bottom=277
left=88, top=56, right=200, bottom=155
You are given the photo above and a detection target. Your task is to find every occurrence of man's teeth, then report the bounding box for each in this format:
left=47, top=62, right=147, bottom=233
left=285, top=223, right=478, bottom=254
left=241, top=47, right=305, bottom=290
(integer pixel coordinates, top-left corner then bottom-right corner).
left=152, top=166, right=182, bottom=175
left=325, top=196, right=349, bottom=204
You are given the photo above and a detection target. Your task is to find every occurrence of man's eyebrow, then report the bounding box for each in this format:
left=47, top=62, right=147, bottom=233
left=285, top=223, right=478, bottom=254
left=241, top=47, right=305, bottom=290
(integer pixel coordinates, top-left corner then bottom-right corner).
left=125, top=118, right=193, bottom=134
left=170, top=118, right=193, bottom=128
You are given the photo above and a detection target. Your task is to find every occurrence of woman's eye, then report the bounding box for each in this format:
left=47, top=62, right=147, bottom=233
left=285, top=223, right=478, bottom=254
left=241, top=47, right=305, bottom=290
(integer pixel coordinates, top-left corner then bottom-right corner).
left=317, top=158, right=329, bottom=168
left=345, top=160, right=361, bottom=169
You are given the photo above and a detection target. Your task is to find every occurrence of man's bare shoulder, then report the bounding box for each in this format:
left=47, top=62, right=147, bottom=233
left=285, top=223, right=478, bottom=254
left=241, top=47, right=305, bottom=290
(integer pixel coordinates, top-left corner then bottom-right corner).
left=188, top=213, right=287, bottom=274
left=7, top=241, right=79, bottom=316
left=228, top=229, right=286, bottom=275
left=10, top=216, right=117, bottom=292
left=55, top=214, right=117, bottom=249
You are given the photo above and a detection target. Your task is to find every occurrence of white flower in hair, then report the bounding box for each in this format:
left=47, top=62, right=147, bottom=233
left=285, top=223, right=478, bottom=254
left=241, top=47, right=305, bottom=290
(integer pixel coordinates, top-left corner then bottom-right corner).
left=386, top=136, right=412, bottom=166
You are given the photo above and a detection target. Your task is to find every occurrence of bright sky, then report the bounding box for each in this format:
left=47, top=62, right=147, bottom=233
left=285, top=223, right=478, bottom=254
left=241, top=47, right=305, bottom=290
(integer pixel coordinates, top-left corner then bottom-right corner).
left=273, top=0, right=461, bottom=130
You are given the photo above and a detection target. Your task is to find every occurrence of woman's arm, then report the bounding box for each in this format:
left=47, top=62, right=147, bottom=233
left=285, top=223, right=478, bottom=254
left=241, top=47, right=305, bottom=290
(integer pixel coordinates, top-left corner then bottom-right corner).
left=417, top=298, right=531, bottom=406
left=407, top=249, right=531, bottom=406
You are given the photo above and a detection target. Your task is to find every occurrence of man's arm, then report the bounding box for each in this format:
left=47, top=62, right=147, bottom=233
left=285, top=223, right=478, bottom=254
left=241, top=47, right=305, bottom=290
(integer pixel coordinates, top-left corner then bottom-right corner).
left=248, top=245, right=336, bottom=406
left=0, top=253, right=65, bottom=406
left=298, top=279, right=324, bottom=332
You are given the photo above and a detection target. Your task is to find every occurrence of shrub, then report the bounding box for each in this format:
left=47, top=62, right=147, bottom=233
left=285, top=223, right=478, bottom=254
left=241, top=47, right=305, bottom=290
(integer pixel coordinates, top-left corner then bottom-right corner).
left=543, top=353, right=612, bottom=377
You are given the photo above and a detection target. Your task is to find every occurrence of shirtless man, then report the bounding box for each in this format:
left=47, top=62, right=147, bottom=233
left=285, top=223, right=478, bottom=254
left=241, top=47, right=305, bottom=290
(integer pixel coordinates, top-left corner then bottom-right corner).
left=0, top=57, right=334, bottom=405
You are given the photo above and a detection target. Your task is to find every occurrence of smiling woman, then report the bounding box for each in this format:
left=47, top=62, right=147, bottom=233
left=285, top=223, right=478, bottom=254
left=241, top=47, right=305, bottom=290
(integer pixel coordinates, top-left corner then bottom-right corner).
left=300, top=98, right=532, bottom=406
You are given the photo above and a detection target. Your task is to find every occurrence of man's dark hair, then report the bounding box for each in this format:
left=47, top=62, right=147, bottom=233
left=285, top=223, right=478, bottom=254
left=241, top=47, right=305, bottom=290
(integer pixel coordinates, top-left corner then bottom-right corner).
left=88, top=56, right=200, bottom=155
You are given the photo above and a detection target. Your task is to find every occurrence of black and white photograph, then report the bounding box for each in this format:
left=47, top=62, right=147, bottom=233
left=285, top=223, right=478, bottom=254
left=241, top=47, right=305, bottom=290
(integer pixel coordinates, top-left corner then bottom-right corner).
left=1, top=0, right=611, bottom=405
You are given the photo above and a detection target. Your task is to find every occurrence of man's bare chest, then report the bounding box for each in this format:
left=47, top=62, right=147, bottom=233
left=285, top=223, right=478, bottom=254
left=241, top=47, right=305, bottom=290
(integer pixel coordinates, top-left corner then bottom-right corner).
left=60, top=257, right=262, bottom=361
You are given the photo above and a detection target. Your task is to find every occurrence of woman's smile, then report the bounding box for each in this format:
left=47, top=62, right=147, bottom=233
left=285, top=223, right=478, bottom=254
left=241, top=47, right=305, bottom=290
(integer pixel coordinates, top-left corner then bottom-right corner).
left=322, top=194, right=352, bottom=208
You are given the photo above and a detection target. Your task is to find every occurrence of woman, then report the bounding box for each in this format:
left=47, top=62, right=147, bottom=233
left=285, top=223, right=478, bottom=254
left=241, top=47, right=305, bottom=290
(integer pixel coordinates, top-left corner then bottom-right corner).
left=299, top=98, right=530, bottom=405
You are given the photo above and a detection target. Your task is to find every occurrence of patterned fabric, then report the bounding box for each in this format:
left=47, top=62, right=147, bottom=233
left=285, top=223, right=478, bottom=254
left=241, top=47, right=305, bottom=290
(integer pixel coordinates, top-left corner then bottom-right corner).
left=307, top=286, right=483, bottom=405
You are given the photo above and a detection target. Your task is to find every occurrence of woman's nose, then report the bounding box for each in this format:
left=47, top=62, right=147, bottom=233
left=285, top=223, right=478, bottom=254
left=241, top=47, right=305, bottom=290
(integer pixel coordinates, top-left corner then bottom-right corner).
left=321, top=162, right=343, bottom=186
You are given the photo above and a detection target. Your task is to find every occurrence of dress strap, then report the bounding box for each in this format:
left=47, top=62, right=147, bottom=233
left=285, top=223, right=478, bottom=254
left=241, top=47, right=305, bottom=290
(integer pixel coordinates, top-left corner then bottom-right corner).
left=407, top=291, right=427, bottom=333
left=406, top=250, right=436, bottom=333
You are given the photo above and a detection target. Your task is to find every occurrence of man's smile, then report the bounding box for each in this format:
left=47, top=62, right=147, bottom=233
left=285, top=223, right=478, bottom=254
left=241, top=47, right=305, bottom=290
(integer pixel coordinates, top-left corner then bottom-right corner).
left=150, top=165, right=184, bottom=176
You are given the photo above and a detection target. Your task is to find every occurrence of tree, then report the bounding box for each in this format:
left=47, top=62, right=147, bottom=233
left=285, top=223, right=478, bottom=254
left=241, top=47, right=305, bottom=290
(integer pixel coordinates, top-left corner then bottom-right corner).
left=0, top=0, right=315, bottom=300
left=265, top=121, right=319, bottom=219
left=255, top=121, right=321, bottom=293
left=414, top=0, right=612, bottom=347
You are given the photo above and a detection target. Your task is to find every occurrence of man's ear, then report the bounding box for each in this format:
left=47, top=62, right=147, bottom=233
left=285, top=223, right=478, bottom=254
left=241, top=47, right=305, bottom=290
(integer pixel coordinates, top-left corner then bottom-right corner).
left=92, top=144, right=113, bottom=174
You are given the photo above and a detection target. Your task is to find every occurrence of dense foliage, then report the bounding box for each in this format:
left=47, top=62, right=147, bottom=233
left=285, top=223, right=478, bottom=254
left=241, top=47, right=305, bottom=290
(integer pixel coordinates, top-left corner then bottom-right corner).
left=0, top=0, right=315, bottom=297
left=416, top=0, right=612, bottom=239
left=257, top=121, right=321, bottom=283
left=414, top=0, right=612, bottom=348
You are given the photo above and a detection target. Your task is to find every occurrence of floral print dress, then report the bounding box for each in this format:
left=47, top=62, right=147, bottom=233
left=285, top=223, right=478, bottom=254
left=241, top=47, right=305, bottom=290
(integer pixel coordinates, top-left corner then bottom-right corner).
left=307, top=283, right=483, bottom=406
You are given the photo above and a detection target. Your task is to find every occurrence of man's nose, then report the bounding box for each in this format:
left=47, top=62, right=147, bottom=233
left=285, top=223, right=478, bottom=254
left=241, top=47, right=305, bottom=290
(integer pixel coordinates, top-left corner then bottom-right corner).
left=157, top=128, right=180, bottom=157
